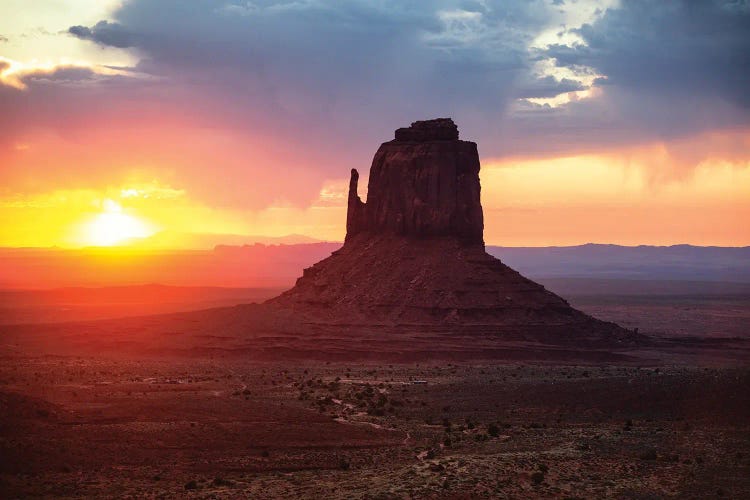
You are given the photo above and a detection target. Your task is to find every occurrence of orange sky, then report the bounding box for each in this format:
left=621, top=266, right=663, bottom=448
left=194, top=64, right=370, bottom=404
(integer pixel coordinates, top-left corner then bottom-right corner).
left=1, top=1, right=749, bottom=249
left=1, top=129, right=748, bottom=248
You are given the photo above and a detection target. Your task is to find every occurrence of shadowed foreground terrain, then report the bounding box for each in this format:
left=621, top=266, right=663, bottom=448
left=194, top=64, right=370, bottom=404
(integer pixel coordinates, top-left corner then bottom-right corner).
left=1, top=357, right=748, bottom=498
left=1, top=280, right=749, bottom=499
left=1, top=292, right=749, bottom=498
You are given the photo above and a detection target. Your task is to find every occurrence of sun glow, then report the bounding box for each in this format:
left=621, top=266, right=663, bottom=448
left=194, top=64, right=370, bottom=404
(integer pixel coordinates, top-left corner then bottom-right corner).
left=83, top=199, right=154, bottom=246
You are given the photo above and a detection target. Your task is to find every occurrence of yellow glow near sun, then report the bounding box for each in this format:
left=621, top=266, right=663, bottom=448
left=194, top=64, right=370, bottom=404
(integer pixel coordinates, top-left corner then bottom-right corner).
left=83, top=199, right=154, bottom=246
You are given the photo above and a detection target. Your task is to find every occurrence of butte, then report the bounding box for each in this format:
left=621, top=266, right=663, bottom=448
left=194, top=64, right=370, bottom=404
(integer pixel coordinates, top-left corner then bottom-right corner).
left=266, top=119, right=637, bottom=348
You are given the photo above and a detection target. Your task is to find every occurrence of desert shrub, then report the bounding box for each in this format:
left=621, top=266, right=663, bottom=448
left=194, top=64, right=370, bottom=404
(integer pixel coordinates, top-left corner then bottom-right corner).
left=184, top=480, right=198, bottom=490
left=537, top=463, right=549, bottom=473
left=531, top=471, right=545, bottom=485
left=638, top=449, right=657, bottom=460
left=213, top=477, right=232, bottom=486
left=319, top=396, right=334, bottom=406
left=339, top=458, right=350, bottom=470
left=487, top=423, right=500, bottom=437
left=368, top=407, right=385, bottom=416
left=262, top=450, right=270, bottom=458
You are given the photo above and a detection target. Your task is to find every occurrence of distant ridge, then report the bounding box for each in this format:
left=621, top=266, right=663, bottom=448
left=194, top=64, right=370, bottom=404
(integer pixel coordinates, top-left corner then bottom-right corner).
left=128, top=230, right=326, bottom=249
left=488, top=244, right=750, bottom=282
left=0, top=243, right=747, bottom=289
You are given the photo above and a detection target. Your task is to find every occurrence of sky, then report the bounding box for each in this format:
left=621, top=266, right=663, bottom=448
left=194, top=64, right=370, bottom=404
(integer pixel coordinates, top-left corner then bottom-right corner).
left=0, top=0, right=748, bottom=248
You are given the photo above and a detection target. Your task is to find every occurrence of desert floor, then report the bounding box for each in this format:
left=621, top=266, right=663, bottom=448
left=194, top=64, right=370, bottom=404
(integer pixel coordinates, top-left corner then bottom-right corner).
left=1, top=356, right=748, bottom=498
left=1, top=291, right=748, bottom=498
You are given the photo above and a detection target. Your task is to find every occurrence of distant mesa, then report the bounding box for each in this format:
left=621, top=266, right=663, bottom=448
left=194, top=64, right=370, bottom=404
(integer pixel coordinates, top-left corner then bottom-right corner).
left=268, top=118, right=636, bottom=345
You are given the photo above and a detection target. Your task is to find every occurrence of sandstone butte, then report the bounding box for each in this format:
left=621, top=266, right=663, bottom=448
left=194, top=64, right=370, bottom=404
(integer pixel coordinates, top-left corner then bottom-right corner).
left=267, top=119, right=638, bottom=347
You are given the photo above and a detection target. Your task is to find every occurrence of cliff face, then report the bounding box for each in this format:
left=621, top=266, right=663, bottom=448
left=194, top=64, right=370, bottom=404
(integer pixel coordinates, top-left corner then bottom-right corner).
left=346, top=118, right=484, bottom=245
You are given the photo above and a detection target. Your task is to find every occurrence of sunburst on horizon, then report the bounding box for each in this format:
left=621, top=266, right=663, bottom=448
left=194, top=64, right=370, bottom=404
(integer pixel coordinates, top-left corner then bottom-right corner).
left=81, top=198, right=154, bottom=247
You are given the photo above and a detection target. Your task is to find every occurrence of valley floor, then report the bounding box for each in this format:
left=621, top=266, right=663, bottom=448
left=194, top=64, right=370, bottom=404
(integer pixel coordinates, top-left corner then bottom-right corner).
left=1, top=358, right=748, bottom=498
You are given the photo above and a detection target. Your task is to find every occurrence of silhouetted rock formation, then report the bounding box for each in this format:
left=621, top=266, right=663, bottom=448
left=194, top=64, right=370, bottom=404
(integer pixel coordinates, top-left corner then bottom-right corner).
left=346, top=118, right=483, bottom=245
left=269, top=119, right=635, bottom=345
left=346, top=168, right=365, bottom=239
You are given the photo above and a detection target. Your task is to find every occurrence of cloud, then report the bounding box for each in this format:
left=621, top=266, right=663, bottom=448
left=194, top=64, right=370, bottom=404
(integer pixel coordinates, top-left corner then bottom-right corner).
left=514, top=74, right=586, bottom=98
left=1, top=0, right=749, bottom=214
left=0, top=58, right=136, bottom=90
left=63, top=1, right=563, bottom=128
left=15, top=0, right=567, bottom=209
left=537, top=0, right=750, bottom=139
left=552, top=2, right=750, bottom=103
left=68, top=20, right=134, bottom=48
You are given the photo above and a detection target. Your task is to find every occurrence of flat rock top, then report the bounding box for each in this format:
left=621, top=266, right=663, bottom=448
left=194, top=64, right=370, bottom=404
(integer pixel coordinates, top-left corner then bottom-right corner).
left=394, top=118, right=459, bottom=142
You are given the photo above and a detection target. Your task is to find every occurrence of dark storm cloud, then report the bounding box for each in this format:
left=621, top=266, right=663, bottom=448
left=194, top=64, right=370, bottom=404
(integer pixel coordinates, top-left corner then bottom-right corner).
left=546, top=0, right=750, bottom=105
left=510, top=0, right=747, bottom=155
left=68, top=20, right=134, bottom=49
left=61, top=0, right=746, bottom=159
left=62, top=0, right=563, bottom=144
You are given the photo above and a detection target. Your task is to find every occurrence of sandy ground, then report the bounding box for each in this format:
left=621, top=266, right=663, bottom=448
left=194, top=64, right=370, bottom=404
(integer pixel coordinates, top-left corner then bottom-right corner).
left=1, top=357, right=748, bottom=499
left=0, top=297, right=748, bottom=498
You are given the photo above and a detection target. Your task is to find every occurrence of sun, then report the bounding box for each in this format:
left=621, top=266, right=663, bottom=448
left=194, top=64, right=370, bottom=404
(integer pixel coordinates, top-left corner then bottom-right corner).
left=83, top=199, right=154, bottom=246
